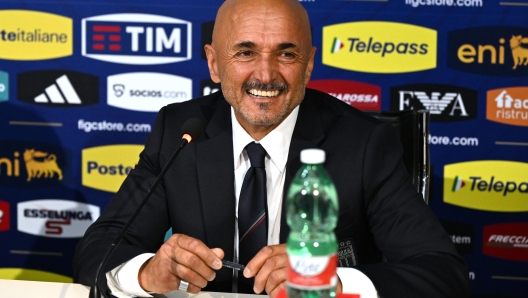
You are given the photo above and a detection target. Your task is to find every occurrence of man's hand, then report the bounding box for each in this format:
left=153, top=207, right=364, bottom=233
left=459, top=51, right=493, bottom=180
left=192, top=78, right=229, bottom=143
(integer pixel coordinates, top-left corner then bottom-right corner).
left=243, top=244, right=343, bottom=297
left=138, top=234, right=223, bottom=294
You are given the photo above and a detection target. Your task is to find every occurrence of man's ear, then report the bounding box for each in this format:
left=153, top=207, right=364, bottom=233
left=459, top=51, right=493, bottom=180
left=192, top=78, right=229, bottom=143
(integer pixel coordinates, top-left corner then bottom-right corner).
left=204, top=44, right=220, bottom=83
left=304, top=46, right=316, bottom=85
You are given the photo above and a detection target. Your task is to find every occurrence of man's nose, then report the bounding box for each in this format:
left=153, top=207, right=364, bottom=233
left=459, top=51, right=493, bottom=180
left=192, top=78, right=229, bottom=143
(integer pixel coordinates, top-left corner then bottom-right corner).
left=253, top=54, right=277, bottom=83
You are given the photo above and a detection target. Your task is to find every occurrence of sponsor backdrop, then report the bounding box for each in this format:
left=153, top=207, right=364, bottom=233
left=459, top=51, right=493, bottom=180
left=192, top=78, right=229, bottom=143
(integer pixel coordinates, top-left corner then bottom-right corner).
left=0, top=0, right=526, bottom=296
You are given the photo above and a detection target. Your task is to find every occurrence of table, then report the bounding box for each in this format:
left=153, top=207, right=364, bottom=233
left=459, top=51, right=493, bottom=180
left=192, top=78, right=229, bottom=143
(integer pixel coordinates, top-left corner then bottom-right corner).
left=0, top=279, right=263, bottom=298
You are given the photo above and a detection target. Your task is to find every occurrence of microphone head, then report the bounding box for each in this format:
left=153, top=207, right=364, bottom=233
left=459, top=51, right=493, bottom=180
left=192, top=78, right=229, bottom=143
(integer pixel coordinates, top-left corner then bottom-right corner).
left=181, top=118, right=204, bottom=143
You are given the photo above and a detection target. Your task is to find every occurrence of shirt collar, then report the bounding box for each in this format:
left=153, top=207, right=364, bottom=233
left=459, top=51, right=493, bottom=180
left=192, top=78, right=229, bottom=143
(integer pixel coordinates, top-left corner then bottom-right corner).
left=232, top=106, right=299, bottom=172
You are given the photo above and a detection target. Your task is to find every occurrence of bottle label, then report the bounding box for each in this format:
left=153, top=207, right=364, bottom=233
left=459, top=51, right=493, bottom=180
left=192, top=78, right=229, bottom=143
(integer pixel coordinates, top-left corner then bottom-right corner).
left=287, top=253, right=337, bottom=288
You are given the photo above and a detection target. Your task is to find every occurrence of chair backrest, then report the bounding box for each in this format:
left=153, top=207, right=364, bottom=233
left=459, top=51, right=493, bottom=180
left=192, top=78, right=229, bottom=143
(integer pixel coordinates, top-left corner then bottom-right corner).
left=365, top=110, right=430, bottom=204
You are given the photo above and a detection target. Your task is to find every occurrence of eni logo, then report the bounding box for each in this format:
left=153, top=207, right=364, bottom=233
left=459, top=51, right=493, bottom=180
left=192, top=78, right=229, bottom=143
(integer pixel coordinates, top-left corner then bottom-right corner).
left=444, top=161, right=528, bottom=212
left=0, top=10, right=72, bottom=60
left=322, top=21, right=437, bottom=73
left=0, top=149, right=62, bottom=181
left=82, top=144, right=143, bottom=193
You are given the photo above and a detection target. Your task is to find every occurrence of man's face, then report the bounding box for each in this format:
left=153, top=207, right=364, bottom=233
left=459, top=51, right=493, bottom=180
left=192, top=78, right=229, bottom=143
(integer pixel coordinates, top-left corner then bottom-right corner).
left=205, top=1, right=315, bottom=130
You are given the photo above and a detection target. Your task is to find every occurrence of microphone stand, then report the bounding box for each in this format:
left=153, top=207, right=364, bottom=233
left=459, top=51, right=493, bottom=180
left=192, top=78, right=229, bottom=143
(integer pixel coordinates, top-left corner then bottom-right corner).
left=89, top=137, right=190, bottom=298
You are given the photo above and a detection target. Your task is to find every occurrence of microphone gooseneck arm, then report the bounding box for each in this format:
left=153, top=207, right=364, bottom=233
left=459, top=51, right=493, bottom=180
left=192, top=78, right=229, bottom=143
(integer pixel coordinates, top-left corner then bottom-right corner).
left=89, top=118, right=204, bottom=298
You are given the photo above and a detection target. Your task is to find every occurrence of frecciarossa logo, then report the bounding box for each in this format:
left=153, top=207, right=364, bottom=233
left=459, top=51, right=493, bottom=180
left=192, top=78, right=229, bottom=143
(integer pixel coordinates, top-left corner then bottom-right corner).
left=82, top=144, right=143, bottom=193
left=483, top=223, right=528, bottom=262
left=444, top=161, right=528, bottom=212
left=82, top=13, right=191, bottom=65
left=17, top=199, right=99, bottom=238
left=322, top=21, right=437, bottom=73
left=307, top=80, right=380, bottom=111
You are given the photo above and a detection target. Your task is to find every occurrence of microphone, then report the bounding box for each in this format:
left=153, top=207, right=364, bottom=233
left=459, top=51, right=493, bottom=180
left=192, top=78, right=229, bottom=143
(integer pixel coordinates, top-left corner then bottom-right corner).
left=89, top=118, right=204, bottom=298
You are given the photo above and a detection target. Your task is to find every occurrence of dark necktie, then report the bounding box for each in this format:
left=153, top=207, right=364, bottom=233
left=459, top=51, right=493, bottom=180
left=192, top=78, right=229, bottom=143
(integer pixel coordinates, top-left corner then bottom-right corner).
left=237, top=142, right=268, bottom=292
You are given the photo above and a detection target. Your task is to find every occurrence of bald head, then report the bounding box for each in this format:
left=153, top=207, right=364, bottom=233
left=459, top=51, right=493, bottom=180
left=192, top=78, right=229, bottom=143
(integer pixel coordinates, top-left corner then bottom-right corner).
left=212, top=0, right=312, bottom=48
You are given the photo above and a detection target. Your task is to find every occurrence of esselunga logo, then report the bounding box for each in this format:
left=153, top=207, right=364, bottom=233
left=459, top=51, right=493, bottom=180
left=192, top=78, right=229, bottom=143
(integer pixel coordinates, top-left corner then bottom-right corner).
left=107, top=72, right=192, bottom=112
left=17, top=199, right=99, bottom=238
left=0, top=10, right=72, bottom=60
left=444, top=161, right=528, bottom=212
left=82, top=144, right=143, bottom=192
left=322, top=21, right=437, bottom=73
left=487, top=87, right=528, bottom=127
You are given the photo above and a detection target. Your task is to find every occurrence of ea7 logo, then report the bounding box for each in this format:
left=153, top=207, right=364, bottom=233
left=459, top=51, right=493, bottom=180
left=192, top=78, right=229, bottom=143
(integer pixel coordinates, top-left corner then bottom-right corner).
left=82, top=13, right=191, bottom=65
left=17, top=70, right=98, bottom=107
left=390, top=84, right=477, bottom=122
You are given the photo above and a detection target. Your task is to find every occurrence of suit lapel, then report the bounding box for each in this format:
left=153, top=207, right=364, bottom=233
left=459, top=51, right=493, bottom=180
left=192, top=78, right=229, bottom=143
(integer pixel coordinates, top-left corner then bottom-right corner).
left=196, top=98, right=236, bottom=257
left=279, top=95, right=327, bottom=243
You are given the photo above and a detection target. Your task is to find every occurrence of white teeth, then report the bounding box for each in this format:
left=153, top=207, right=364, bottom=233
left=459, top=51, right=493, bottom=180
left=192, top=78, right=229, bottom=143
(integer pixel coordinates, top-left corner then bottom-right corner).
left=248, top=89, right=280, bottom=97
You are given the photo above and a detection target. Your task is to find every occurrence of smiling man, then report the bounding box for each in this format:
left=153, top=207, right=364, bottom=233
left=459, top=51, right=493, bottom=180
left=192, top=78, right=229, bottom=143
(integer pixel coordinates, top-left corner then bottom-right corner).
left=74, top=0, right=470, bottom=297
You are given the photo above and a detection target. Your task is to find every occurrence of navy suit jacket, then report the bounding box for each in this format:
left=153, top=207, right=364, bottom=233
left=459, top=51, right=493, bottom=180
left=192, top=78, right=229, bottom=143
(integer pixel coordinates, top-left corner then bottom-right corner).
left=74, top=88, right=470, bottom=297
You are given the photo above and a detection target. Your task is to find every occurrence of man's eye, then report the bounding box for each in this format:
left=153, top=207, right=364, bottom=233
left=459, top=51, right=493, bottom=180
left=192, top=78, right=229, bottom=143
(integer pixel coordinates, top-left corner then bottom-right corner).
left=238, top=50, right=253, bottom=57
left=280, top=52, right=296, bottom=59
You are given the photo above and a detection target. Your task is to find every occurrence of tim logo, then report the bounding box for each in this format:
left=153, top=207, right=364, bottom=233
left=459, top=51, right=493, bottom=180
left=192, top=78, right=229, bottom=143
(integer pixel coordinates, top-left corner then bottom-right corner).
left=487, top=87, right=528, bottom=127
left=0, top=200, right=10, bottom=232
left=17, top=70, right=98, bottom=107
left=82, top=13, right=191, bottom=65
left=390, top=84, right=477, bottom=122
left=448, top=26, right=528, bottom=76
left=17, top=199, right=99, bottom=238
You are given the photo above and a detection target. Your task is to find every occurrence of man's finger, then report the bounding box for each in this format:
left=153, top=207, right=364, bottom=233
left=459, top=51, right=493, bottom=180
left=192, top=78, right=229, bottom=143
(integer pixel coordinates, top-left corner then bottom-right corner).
left=169, top=234, right=223, bottom=270
left=244, top=244, right=286, bottom=278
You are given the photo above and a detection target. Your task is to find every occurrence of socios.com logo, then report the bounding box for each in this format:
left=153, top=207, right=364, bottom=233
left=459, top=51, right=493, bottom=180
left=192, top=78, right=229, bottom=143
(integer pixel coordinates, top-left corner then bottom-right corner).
left=17, top=199, right=99, bottom=238
left=0, top=70, right=8, bottom=102
left=0, top=10, right=72, bottom=60
left=322, top=21, right=437, bottom=73
left=82, top=13, right=191, bottom=65
left=447, top=26, right=528, bottom=76
left=487, top=87, right=528, bottom=127
left=444, top=160, right=528, bottom=212
left=82, top=144, right=143, bottom=192
left=107, top=72, right=192, bottom=112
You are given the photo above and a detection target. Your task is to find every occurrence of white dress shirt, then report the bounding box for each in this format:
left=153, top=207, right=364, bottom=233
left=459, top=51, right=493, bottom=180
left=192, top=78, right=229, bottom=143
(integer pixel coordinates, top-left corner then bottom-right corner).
left=106, top=106, right=377, bottom=298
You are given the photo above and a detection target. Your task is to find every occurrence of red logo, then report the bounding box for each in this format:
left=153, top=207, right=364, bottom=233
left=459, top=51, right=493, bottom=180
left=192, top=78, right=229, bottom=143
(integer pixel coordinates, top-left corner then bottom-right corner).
left=0, top=200, right=10, bottom=232
left=483, top=223, right=528, bottom=261
left=307, top=79, right=381, bottom=111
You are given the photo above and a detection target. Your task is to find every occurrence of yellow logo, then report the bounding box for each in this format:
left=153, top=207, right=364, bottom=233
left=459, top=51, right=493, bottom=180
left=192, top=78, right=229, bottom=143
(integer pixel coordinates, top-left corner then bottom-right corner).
left=322, top=21, right=437, bottom=73
left=23, top=149, right=63, bottom=181
left=0, top=10, right=72, bottom=60
left=444, top=161, right=528, bottom=212
left=82, top=145, right=143, bottom=193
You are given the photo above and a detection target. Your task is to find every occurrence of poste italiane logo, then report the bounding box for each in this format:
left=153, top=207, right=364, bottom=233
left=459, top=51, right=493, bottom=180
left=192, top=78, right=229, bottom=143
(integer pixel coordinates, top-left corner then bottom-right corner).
left=487, top=87, right=528, bottom=127
left=323, top=21, right=437, bottom=73
left=0, top=10, right=72, bottom=60
left=82, top=144, right=143, bottom=192
left=444, top=161, right=528, bottom=212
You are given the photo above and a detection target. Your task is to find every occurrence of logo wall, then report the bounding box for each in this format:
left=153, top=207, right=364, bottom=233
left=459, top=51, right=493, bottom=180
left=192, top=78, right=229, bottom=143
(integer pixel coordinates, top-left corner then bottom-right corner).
left=0, top=143, right=67, bottom=188
left=390, top=84, right=477, bottom=121
left=0, top=10, right=72, bottom=60
left=322, top=21, right=437, bottom=73
left=82, top=144, right=143, bottom=193
left=307, top=80, right=381, bottom=110
left=448, top=26, right=528, bottom=76
left=439, top=219, right=474, bottom=255
left=0, top=70, right=8, bottom=102
left=82, top=13, right=191, bottom=65
left=483, top=223, right=528, bottom=262
left=444, top=161, right=528, bottom=212
left=17, top=70, right=99, bottom=106
left=108, top=72, right=192, bottom=112
left=487, top=87, right=528, bottom=127
left=17, top=199, right=99, bottom=238
left=0, top=200, right=10, bottom=232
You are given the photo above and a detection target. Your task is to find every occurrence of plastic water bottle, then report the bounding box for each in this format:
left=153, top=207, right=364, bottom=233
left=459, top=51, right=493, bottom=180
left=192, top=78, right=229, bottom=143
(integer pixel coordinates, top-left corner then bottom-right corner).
left=286, top=149, right=339, bottom=298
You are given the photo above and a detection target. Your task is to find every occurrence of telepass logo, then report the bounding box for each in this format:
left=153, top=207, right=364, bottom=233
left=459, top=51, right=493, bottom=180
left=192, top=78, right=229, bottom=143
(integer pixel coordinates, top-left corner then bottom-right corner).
left=444, top=161, right=528, bottom=212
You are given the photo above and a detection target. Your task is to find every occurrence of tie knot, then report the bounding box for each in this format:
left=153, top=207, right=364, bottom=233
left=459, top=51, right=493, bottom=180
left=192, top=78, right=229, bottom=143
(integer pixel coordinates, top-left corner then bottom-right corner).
left=246, top=142, right=266, bottom=168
